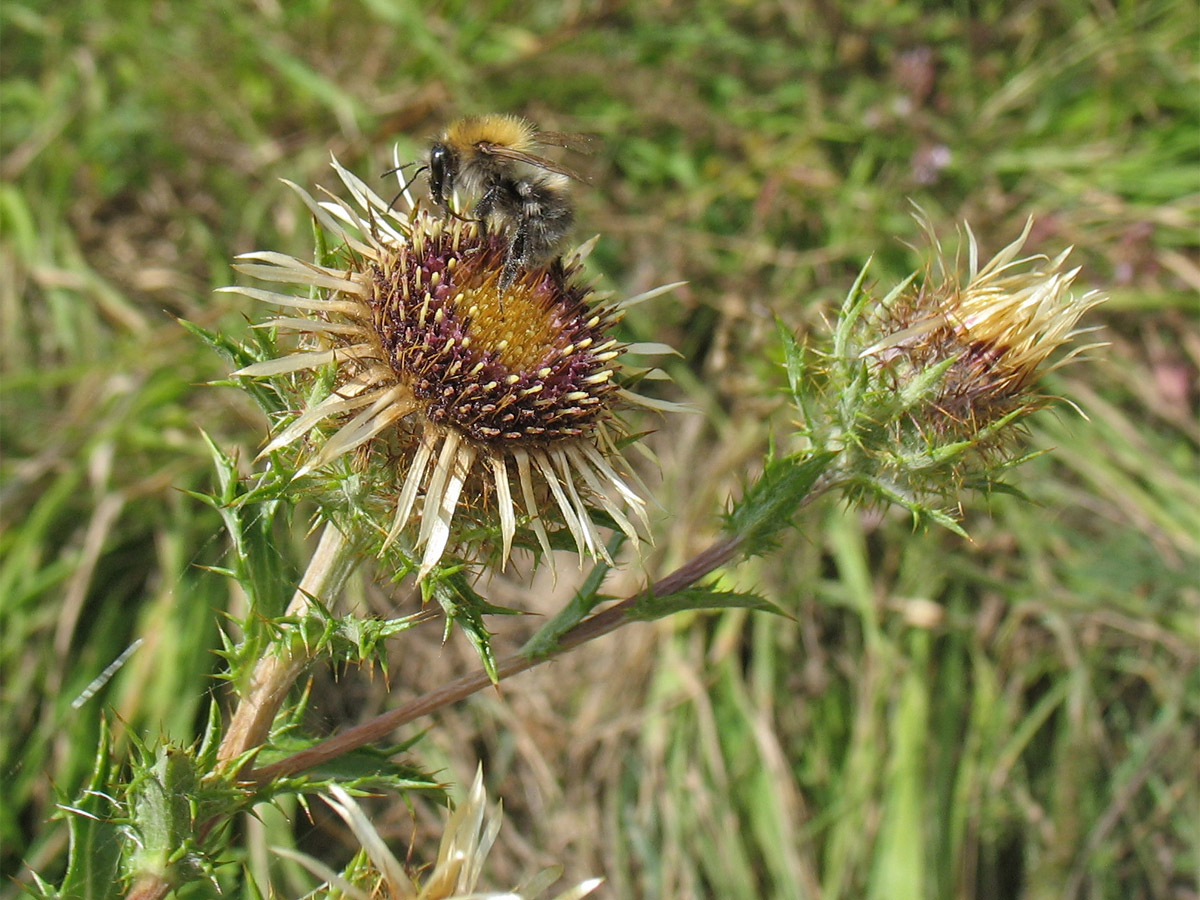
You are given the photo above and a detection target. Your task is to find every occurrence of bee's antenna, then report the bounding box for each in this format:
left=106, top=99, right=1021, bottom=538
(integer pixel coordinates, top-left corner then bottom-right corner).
left=381, top=160, right=423, bottom=179
left=386, top=163, right=427, bottom=213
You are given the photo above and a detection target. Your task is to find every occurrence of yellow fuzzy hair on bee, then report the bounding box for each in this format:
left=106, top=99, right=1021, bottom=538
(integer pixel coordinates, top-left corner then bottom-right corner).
left=443, top=114, right=537, bottom=152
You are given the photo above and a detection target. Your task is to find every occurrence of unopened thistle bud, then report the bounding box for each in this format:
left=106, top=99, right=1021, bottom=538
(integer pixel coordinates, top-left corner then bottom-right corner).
left=221, top=158, right=681, bottom=579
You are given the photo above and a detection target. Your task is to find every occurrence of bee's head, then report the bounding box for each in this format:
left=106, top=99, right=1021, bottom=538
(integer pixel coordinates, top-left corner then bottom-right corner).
left=427, top=141, right=457, bottom=208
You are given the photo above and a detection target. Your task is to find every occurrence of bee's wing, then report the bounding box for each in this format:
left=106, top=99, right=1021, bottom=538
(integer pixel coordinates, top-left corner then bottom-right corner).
left=478, top=143, right=591, bottom=183
left=535, top=131, right=601, bottom=155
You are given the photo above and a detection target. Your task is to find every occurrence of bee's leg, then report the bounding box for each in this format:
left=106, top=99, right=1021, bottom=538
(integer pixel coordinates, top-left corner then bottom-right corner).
left=547, top=257, right=568, bottom=289
left=473, top=186, right=505, bottom=237
left=494, top=181, right=532, bottom=289
left=500, top=179, right=572, bottom=290
left=499, top=224, right=528, bottom=291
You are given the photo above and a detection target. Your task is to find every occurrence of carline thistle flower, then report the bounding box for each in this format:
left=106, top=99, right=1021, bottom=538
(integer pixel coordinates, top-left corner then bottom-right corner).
left=864, top=216, right=1105, bottom=436
left=850, top=214, right=1106, bottom=505
left=221, top=156, right=681, bottom=579
left=274, top=767, right=603, bottom=900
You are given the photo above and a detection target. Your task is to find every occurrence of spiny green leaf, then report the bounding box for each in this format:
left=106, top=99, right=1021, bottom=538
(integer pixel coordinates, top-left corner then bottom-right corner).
left=426, top=572, right=524, bottom=683
left=854, top=477, right=971, bottom=539
left=522, top=542, right=619, bottom=660
left=124, top=743, right=210, bottom=890
left=326, top=610, right=427, bottom=672
left=775, top=315, right=808, bottom=399
left=917, top=507, right=969, bottom=538
left=195, top=698, right=224, bottom=771
left=725, top=451, right=839, bottom=555
left=896, top=356, right=956, bottom=412
left=253, top=735, right=443, bottom=799
left=625, top=587, right=789, bottom=623
left=130, top=746, right=196, bottom=854
left=832, top=260, right=876, bottom=361
left=194, top=430, right=294, bottom=619
left=179, top=316, right=287, bottom=416
left=49, top=720, right=123, bottom=900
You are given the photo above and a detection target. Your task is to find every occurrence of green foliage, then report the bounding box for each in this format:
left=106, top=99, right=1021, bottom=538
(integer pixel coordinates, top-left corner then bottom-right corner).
left=254, top=732, right=440, bottom=796
left=178, top=318, right=289, bottom=421
left=424, top=571, right=523, bottom=683
left=188, top=430, right=293, bottom=622
left=123, top=742, right=216, bottom=892
left=724, top=451, right=840, bottom=555
left=41, top=723, right=123, bottom=900
left=522, top=549, right=616, bottom=660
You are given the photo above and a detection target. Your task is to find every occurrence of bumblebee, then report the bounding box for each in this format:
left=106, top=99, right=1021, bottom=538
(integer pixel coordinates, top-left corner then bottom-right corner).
left=424, top=114, right=594, bottom=288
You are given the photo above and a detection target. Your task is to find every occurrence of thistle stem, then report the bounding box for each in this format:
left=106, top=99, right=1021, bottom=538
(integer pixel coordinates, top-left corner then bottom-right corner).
left=247, top=533, right=744, bottom=783
left=218, top=520, right=353, bottom=767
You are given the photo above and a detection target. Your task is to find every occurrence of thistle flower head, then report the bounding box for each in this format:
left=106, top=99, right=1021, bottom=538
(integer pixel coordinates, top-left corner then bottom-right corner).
left=863, top=216, right=1106, bottom=441
left=222, top=156, right=680, bottom=579
left=275, top=769, right=602, bottom=900
left=792, top=213, right=1109, bottom=521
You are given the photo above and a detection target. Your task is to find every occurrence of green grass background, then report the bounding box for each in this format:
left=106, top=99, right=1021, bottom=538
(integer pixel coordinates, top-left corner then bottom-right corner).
left=2, top=1, right=1196, bottom=897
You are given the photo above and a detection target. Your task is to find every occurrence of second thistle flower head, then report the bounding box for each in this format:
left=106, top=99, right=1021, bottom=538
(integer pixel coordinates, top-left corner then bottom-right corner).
left=793, top=213, right=1106, bottom=520
left=862, top=216, right=1105, bottom=441
left=222, top=157, right=680, bottom=579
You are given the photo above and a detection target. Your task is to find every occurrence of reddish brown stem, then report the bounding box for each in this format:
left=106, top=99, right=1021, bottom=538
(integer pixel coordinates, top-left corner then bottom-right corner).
left=248, top=533, right=743, bottom=783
